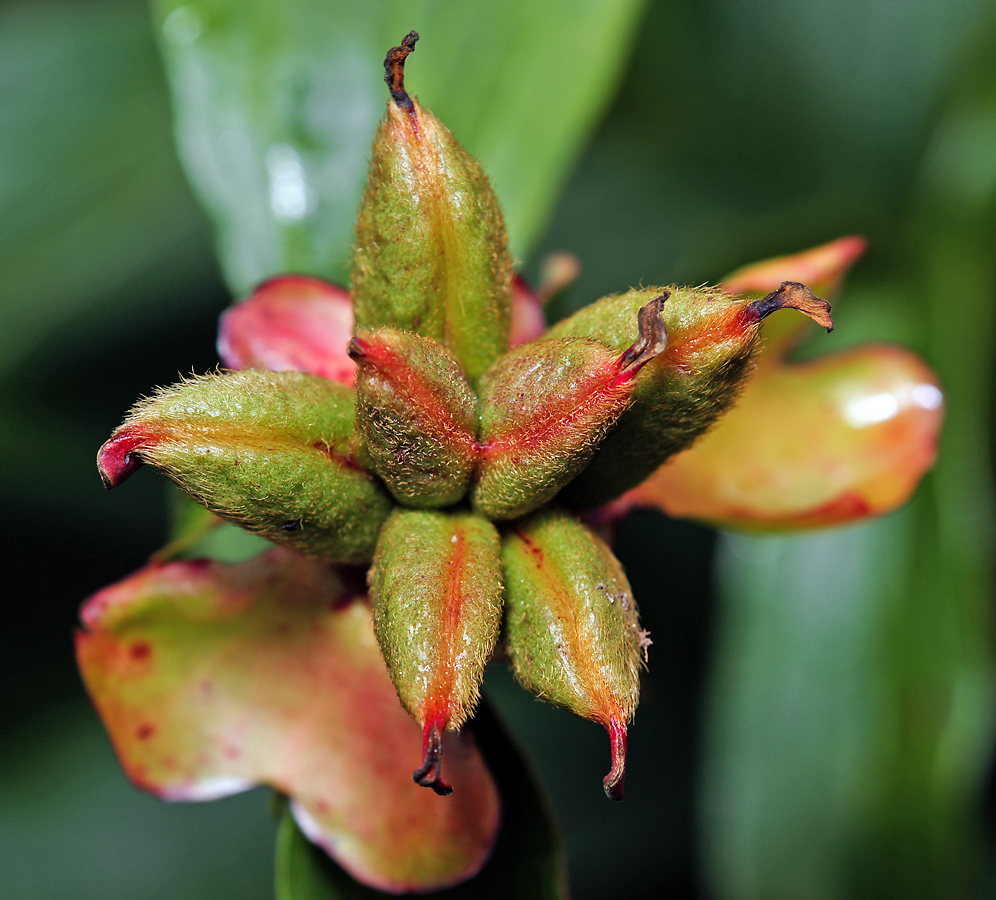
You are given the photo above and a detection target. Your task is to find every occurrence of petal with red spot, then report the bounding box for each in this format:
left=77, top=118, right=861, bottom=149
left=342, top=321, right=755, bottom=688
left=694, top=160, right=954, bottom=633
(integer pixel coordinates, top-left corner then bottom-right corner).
left=76, top=548, right=500, bottom=893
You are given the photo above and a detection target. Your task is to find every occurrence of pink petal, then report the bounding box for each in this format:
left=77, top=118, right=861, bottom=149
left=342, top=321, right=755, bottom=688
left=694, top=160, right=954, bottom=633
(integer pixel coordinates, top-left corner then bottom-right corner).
left=721, top=236, right=867, bottom=356
left=76, top=549, right=500, bottom=893
left=218, top=276, right=357, bottom=385
left=624, top=345, right=943, bottom=529
left=721, top=235, right=867, bottom=299
left=510, top=274, right=547, bottom=347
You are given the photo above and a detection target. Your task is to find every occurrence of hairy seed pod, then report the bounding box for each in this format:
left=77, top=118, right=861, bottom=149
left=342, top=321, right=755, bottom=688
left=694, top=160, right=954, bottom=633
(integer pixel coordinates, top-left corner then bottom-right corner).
left=472, top=294, right=669, bottom=520
left=502, top=508, right=649, bottom=800
left=97, top=370, right=392, bottom=563
left=369, top=508, right=503, bottom=795
left=546, top=281, right=833, bottom=508
left=351, top=32, right=513, bottom=385
left=349, top=328, right=478, bottom=507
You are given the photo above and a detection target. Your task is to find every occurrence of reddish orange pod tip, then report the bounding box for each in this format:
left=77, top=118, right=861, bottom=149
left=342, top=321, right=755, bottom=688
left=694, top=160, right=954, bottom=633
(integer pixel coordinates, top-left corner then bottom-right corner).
left=369, top=508, right=503, bottom=795
left=501, top=509, right=649, bottom=800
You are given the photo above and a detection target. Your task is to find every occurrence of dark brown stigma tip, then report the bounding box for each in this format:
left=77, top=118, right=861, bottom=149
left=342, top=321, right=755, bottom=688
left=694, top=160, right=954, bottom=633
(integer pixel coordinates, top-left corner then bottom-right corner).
left=753, top=281, right=834, bottom=332
left=345, top=336, right=368, bottom=362
left=619, top=289, right=670, bottom=373
left=413, top=720, right=453, bottom=796
left=384, top=30, right=419, bottom=110
left=603, top=718, right=628, bottom=801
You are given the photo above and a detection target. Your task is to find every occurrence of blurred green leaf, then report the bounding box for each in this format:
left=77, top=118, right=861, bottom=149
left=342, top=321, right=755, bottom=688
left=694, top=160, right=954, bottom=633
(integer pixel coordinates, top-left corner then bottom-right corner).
left=150, top=0, right=648, bottom=295
left=275, top=702, right=568, bottom=900
left=701, top=14, right=996, bottom=900
left=0, top=704, right=276, bottom=900
left=276, top=810, right=343, bottom=900
left=0, top=0, right=214, bottom=382
left=162, top=489, right=274, bottom=562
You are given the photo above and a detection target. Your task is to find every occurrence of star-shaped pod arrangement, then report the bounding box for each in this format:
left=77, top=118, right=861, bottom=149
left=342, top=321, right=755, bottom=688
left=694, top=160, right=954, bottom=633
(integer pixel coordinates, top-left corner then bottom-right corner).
left=80, top=32, right=945, bottom=894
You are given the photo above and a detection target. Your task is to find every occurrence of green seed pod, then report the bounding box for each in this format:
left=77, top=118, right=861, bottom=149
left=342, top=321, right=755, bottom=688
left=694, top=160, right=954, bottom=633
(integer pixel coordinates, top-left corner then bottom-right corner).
left=351, top=32, right=513, bottom=385
left=472, top=295, right=668, bottom=520
left=97, top=370, right=392, bottom=564
left=349, top=328, right=478, bottom=508
left=501, top=508, right=649, bottom=800
left=546, top=281, right=833, bottom=508
left=369, top=508, right=504, bottom=795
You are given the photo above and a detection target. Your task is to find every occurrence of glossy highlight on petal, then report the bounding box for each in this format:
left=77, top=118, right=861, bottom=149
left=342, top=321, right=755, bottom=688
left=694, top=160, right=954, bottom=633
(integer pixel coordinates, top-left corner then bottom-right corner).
left=217, top=275, right=356, bottom=385
left=76, top=549, right=501, bottom=893
left=626, top=345, right=944, bottom=529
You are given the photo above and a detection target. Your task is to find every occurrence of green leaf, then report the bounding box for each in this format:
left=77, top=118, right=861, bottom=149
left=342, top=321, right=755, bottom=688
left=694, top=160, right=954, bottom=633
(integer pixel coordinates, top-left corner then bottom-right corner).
left=0, top=0, right=210, bottom=382
left=701, top=16, right=996, bottom=899
left=275, top=701, right=568, bottom=900
left=159, top=489, right=273, bottom=563
left=150, top=0, right=648, bottom=294
left=276, top=809, right=343, bottom=900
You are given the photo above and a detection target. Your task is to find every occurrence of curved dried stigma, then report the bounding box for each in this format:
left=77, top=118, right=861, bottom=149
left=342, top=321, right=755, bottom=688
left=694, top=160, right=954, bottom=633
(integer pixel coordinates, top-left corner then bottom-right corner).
left=353, top=30, right=512, bottom=384
left=384, top=30, right=419, bottom=111
left=547, top=283, right=834, bottom=508
left=752, top=281, right=834, bottom=332
left=619, top=290, right=669, bottom=371
left=414, top=721, right=453, bottom=796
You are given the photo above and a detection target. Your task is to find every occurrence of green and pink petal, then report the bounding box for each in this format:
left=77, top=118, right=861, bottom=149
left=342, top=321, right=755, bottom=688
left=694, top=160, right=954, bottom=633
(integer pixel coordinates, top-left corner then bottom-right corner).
left=76, top=548, right=501, bottom=893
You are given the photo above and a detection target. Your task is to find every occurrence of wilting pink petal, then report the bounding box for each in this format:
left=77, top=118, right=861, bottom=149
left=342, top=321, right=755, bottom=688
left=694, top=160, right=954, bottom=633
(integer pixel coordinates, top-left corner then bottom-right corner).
left=218, top=276, right=356, bottom=384
left=721, top=235, right=867, bottom=300
left=510, top=275, right=546, bottom=347
left=76, top=549, right=500, bottom=893
left=624, top=345, right=943, bottom=529
left=721, top=236, right=867, bottom=356
left=535, top=251, right=582, bottom=305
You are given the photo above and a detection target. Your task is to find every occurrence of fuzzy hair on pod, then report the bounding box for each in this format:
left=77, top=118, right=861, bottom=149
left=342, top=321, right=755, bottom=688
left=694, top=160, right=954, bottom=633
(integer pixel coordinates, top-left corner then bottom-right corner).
left=97, top=370, right=393, bottom=564
left=501, top=508, right=648, bottom=800
left=473, top=294, right=669, bottom=521
left=369, top=508, right=504, bottom=795
left=349, top=328, right=478, bottom=508
left=547, top=282, right=832, bottom=508
left=351, top=51, right=513, bottom=385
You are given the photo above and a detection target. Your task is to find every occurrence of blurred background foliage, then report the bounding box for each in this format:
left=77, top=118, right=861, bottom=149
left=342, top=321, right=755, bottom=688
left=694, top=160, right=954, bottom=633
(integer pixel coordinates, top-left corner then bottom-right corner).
left=2, top=0, right=996, bottom=898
